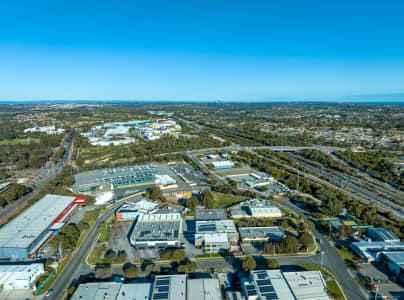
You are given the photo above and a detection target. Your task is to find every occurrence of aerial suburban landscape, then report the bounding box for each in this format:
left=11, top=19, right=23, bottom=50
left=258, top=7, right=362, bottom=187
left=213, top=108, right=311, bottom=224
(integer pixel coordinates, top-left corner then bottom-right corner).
left=0, top=1, right=404, bottom=299
left=0, top=103, right=402, bottom=300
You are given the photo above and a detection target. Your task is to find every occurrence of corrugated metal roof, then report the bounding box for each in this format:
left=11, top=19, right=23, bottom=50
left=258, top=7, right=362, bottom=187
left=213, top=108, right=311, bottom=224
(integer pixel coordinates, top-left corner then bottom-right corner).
left=0, top=195, right=75, bottom=249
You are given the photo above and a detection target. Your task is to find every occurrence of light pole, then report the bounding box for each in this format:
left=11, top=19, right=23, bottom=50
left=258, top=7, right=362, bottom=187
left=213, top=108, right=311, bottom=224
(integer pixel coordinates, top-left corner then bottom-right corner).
left=295, top=161, right=300, bottom=194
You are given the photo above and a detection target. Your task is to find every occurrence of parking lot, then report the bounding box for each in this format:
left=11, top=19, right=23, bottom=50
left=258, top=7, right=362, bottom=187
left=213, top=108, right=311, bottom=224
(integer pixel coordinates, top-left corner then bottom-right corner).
left=360, top=263, right=404, bottom=299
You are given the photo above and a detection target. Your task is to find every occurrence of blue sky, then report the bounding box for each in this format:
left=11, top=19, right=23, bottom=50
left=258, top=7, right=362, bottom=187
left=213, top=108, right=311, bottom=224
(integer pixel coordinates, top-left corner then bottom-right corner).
left=1, top=1, right=404, bottom=101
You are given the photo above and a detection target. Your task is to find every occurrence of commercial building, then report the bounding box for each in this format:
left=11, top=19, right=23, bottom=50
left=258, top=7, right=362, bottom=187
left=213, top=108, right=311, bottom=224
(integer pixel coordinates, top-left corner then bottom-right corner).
left=200, top=233, right=230, bottom=253
left=152, top=275, right=187, bottom=300
left=0, top=194, right=82, bottom=260
left=246, top=206, right=282, bottom=218
left=242, top=270, right=331, bottom=300
left=379, top=251, right=404, bottom=282
left=212, top=161, right=235, bottom=169
left=187, top=278, right=222, bottom=300
left=239, top=227, right=285, bottom=245
left=350, top=240, right=404, bottom=262
left=0, top=262, right=44, bottom=290
left=130, top=213, right=182, bottom=248
left=195, top=220, right=238, bottom=247
left=116, top=199, right=160, bottom=221
left=195, top=209, right=227, bottom=221
left=368, top=228, right=400, bottom=243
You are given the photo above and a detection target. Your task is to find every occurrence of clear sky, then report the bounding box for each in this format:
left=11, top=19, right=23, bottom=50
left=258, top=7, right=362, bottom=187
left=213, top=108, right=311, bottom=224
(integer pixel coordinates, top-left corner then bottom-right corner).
left=1, top=0, right=404, bottom=101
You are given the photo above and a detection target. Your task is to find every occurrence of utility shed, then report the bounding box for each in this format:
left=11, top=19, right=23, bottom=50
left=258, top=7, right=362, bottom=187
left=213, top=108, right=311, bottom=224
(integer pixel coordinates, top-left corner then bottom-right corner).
left=187, top=278, right=222, bottom=300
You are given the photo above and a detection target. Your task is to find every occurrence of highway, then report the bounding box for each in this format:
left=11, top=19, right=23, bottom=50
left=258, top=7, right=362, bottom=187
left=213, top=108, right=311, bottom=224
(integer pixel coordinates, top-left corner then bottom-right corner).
left=285, top=152, right=404, bottom=219
left=0, top=132, right=75, bottom=224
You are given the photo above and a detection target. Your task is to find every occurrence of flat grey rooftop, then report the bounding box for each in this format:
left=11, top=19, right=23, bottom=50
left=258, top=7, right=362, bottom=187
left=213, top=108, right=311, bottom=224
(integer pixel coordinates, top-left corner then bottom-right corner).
left=239, top=227, right=285, bottom=240
left=195, top=209, right=227, bottom=220
left=131, top=213, right=182, bottom=243
left=0, top=194, right=75, bottom=249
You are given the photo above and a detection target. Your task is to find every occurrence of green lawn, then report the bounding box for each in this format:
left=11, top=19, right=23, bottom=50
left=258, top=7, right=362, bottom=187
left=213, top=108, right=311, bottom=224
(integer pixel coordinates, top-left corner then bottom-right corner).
left=335, top=247, right=355, bottom=261
left=213, top=193, right=248, bottom=208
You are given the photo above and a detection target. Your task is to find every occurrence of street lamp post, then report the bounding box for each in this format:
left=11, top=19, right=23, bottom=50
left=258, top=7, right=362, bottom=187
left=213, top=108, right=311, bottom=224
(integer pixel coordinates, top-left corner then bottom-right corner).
left=320, top=251, right=324, bottom=269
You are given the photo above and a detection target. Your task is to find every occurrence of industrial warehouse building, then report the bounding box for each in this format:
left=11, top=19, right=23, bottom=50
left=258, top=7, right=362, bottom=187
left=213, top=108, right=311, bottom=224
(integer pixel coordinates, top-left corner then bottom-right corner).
left=367, top=227, right=400, bottom=243
left=195, top=209, right=227, bottom=221
left=350, top=240, right=404, bottom=262
left=242, top=270, right=331, bottom=300
left=130, top=213, right=182, bottom=248
left=0, top=262, right=44, bottom=290
left=71, top=275, right=222, bottom=300
left=379, top=251, right=404, bottom=283
left=0, top=194, right=84, bottom=260
left=211, top=161, right=235, bottom=169
left=246, top=206, right=282, bottom=218
left=239, top=227, right=285, bottom=245
left=195, top=220, right=238, bottom=247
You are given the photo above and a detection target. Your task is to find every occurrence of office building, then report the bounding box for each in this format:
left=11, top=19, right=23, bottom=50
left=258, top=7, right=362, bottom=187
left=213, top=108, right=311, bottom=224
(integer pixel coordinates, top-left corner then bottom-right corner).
left=116, top=200, right=159, bottom=221
left=199, top=233, right=230, bottom=253
left=195, top=220, right=238, bottom=247
left=0, top=263, right=44, bottom=290
left=0, top=194, right=82, bottom=260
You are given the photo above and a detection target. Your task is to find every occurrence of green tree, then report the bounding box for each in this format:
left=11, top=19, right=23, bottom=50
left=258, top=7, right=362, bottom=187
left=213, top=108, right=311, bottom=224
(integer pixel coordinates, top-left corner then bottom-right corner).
left=177, top=262, right=197, bottom=274
left=299, top=232, right=314, bottom=249
left=201, top=190, right=214, bottom=209
left=266, top=259, right=279, bottom=269
left=242, top=255, right=257, bottom=272
left=186, top=196, right=198, bottom=210
left=95, top=266, right=112, bottom=279
left=279, top=236, right=299, bottom=254
left=123, top=264, right=139, bottom=279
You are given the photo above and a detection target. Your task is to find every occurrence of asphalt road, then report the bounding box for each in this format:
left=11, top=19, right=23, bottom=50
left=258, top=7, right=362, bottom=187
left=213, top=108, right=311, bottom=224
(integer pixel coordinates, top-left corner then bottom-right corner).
left=47, top=202, right=122, bottom=300
left=271, top=198, right=367, bottom=300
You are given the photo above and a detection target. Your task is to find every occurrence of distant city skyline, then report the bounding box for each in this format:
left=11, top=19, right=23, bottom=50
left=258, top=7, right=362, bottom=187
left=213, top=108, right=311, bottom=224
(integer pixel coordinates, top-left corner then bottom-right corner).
left=1, top=1, right=404, bottom=101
